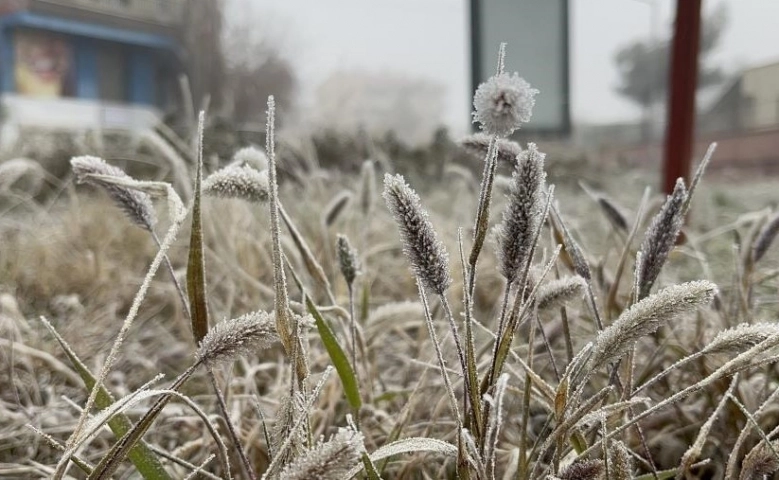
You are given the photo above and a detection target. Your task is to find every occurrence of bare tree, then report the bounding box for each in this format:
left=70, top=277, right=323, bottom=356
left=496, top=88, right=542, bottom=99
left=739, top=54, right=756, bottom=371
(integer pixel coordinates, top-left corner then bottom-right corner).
left=613, top=4, right=727, bottom=141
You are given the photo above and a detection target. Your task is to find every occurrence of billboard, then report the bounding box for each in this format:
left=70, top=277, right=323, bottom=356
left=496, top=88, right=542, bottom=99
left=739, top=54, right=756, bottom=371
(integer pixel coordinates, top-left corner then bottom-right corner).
left=470, top=0, right=570, bottom=135
left=14, top=30, right=72, bottom=98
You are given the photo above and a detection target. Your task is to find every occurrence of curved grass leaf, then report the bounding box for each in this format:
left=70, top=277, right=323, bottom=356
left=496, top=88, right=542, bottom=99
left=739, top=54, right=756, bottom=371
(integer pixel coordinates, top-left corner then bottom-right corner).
left=305, top=296, right=363, bottom=410
left=41, top=318, right=172, bottom=480
left=345, top=438, right=457, bottom=479
left=86, top=364, right=200, bottom=480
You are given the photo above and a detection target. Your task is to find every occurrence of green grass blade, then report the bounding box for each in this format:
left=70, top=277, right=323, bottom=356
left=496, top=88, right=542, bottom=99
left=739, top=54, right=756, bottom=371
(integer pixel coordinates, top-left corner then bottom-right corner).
left=305, top=296, right=362, bottom=410
left=87, top=364, right=199, bottom=480
left=42, top=318, right=172, bottom=480
left=187, top=112, right=209, bottom=343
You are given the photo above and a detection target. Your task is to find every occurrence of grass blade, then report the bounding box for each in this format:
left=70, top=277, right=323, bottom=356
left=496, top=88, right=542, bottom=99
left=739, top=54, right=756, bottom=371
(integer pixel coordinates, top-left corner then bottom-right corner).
left=305, top=295, right=363, bottom=410
left=41, top=318, right=172, bottom=480
left=186, top=112, right=209, bottom=343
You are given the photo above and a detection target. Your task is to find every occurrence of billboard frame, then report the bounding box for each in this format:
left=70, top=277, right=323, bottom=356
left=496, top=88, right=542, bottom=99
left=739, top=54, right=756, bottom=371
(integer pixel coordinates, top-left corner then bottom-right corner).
left=469, top=0, right=572, bottom=137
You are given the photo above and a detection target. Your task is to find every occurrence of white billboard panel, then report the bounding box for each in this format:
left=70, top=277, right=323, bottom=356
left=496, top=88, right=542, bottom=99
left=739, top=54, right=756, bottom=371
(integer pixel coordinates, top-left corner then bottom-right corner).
left=471, top=0, right=570, bottom=135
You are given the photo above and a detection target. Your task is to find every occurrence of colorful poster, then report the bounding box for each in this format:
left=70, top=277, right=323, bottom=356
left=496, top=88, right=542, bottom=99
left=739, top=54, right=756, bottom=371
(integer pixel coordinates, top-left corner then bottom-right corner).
left=14, top=30, right=71, bottom=97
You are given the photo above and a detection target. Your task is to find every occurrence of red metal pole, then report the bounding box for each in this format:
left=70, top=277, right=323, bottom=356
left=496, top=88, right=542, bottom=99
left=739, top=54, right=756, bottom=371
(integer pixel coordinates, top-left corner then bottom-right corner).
left=662, top=0, right=702, bottom=194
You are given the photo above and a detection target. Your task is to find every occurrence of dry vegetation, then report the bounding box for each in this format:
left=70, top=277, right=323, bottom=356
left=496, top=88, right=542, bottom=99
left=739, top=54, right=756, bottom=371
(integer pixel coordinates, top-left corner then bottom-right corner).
left=2, top=50, right=779, bottom=480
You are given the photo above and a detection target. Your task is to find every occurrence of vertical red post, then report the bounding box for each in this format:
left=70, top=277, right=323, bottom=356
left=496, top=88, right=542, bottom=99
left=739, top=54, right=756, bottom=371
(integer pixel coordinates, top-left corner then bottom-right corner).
left=662, top=0, right=702, bottom=194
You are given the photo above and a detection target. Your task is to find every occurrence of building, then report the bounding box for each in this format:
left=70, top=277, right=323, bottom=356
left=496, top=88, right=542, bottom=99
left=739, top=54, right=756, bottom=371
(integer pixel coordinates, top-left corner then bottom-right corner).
left=0, top=0, right=186, bottom=142
left=702, top=60, right=779, bottom=134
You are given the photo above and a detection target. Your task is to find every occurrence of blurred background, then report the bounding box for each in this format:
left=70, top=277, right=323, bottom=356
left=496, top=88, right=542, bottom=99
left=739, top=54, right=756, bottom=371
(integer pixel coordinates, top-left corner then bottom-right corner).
left=0, top=0, right=778, bottom=184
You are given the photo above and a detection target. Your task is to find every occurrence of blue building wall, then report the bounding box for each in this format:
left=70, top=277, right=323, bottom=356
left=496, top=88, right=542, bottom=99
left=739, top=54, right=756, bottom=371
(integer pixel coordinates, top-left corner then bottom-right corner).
left=74, top=36, right=98, bottom=99
left=0, top=11, right=177, bottom=106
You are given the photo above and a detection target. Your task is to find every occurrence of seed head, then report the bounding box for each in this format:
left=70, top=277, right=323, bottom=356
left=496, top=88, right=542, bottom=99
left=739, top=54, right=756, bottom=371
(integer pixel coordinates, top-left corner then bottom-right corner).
left=741, top=440, right=779, bottom=480
left=460, top=133, right=523, bottom=165
left=559, top=459, right=604, bottom=480
left=323, top=190, right=353, bottom=226
left=638, top=178, right=688, bottom=299
left=70, top=156, right=157, bottom=231
left=383, top=174, right=451, bottom=294
left=202, top=164, right=269, bottom=203
left=279, top=428, right=364, bottom=480
left=705, top=322, right=779, bottom=355
left=196, top=311, right=278, bottom=365
left=497, top=143, right=546, bottom=283
left=553, top=206, right=592, bottom=281
left=473, top=72, right=538, bottom=137
left=609, top=441, right=633, bottom=480
left=536, top=276, right=587, bottom=311
left=752, top=211, right=779, bottom=264
left=232, top=146, right=269, bottom=171
left=591, top=280, right=717, bottom=370
left=336, top=234, right=360, bottom=286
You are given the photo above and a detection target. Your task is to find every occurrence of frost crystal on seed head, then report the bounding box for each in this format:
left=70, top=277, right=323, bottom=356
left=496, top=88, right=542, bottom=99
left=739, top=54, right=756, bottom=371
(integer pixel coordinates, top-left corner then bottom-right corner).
left=202, top=164, right=269, bottom=203
left=70, top=156, right=157, bottom=231
left=473, top=72, right=538, bottom=137
left=383, top=173, right=451, bottom=295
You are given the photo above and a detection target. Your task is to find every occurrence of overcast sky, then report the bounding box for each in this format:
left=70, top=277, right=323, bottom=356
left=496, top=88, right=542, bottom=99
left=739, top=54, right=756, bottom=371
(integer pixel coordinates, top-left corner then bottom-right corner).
left=240, top=0, right=779, bottom=134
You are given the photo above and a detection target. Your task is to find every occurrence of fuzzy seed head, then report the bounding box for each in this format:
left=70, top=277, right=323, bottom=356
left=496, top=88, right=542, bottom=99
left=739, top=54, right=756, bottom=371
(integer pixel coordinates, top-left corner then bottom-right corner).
left=752, top=211, right=779, bottom=264
left=638, top=178, right=688, bottom=299
left=537, top=276, right=587, bottom=311
left=383, top=173, right=451, bottom=294
left=460, top=133, right=523, bottom=165
left=196, top=311, right=278, bottom=365
left=554, top=207, right=592, bottom=281
left=336, top=234, right=360, bottom=286
left=279, top=428, right=364, bottom=480
left=597, top=196, right=629, bottom=232
left=559, top=459, right=604, bottom=480
left=202, top=164, right=269, bottom=203
left=705, top=323, right=779, bottom=355
left=741, top=440, right=779, bottom=480
left=323, top=190, right=352, bottom=226
left=473, top=72, right=538, bottom=137
left=591, top=280, right=717, bottom=370
left=70, top=156, right=157, bottom=231
left=610, top=441, right=633, bottom=480
left=497, top=143, right=546, bottom=283
left=232, top=146, right=269, bottom=170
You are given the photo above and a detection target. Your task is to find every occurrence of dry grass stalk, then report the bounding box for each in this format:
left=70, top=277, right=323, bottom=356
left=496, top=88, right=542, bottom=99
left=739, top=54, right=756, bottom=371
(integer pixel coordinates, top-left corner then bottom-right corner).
left=358, top=159, right=376, bottom=217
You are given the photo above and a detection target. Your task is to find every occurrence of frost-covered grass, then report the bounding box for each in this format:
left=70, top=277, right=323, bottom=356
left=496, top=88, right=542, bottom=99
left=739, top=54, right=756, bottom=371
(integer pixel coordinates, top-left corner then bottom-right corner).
left=3, top=50, right=779, bottom=480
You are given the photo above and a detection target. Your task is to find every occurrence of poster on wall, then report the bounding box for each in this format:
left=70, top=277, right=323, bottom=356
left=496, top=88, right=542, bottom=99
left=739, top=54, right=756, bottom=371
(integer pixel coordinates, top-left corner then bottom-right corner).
left=14, top=30, right=72, bottom=97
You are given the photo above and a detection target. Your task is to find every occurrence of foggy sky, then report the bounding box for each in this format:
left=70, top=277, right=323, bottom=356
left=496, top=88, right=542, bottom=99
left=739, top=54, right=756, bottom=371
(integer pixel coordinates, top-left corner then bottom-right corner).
left=239, top=0, right=779, bottom=133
